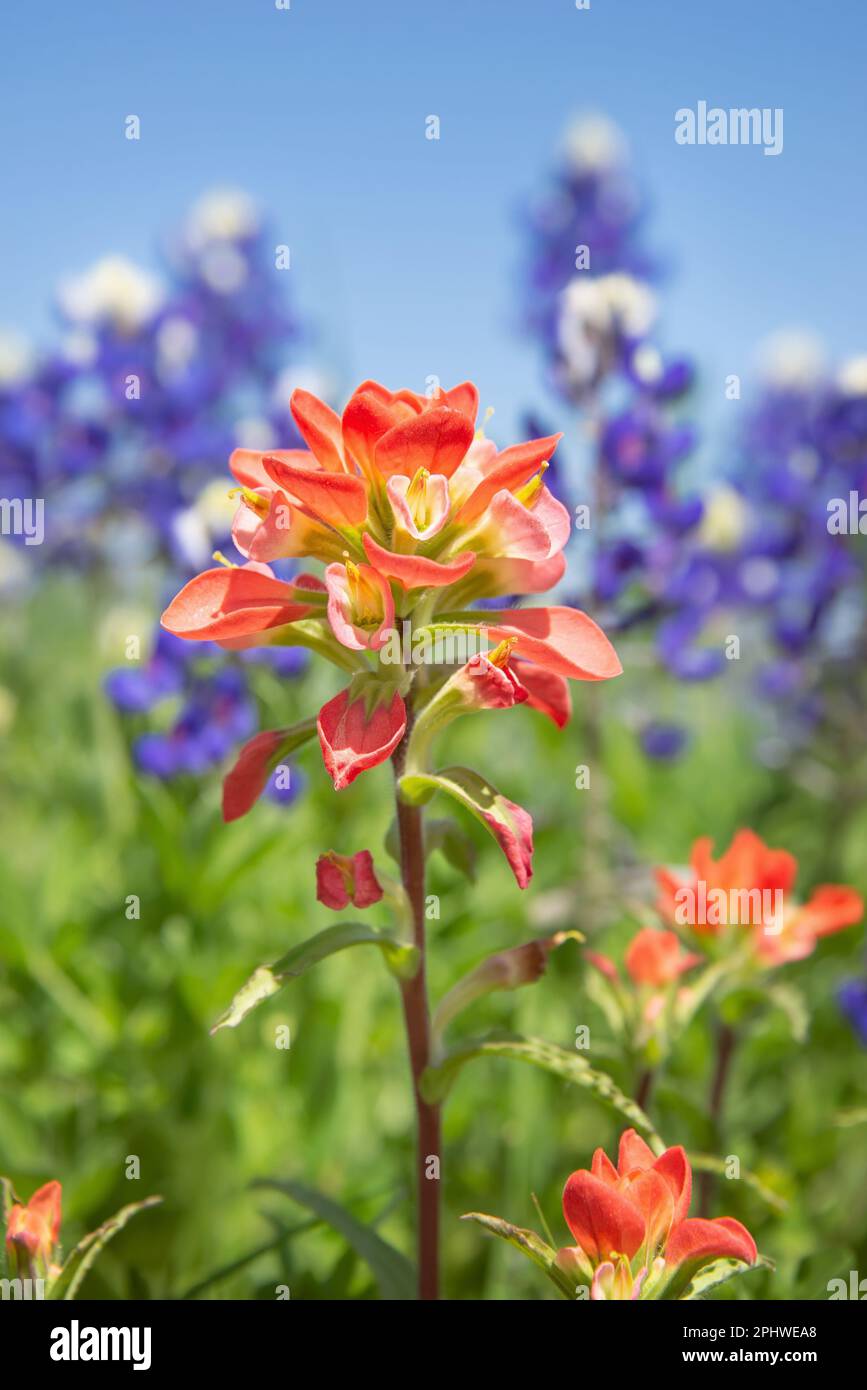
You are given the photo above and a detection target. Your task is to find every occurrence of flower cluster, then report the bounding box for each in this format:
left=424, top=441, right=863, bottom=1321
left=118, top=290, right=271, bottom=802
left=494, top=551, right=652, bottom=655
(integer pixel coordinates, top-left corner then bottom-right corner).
left=655, top=828, right=863, bottom=967
left=464, top=1128, right=759, bottom=1301
left=583, top=830, right=862, bottom=1066
left=555, top=1129, right=757, bottom=1300
left=161, top=378, right=622, bottom=882
left=0, top=189, right=307, bottom=574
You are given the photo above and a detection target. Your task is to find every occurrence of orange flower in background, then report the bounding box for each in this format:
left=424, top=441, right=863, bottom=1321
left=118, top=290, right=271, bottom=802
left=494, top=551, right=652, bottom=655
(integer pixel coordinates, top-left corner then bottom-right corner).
left=5, top=1180, right=62, bottom=1279
left=587, top=926, right=701, bottom=989
left=556, top=1130, right=757, bottom=1300
left=655, top=828, right=863, bottom=965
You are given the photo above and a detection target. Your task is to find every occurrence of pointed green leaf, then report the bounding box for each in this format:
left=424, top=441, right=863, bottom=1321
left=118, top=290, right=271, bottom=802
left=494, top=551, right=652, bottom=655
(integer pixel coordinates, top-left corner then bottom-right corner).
left=680, top=1254, right=773, bottom=1301
left=49, top=1196, right=163, bottom=1300
left=420, top=1035, right=663, bottom=1149
left=211, top=924, right=419, bottom=1034
left=210, top=966, right=283, bottom=1033
left=461, top=1212, right=575, bottom=1298
left=253, top=1180, right=415, bottom=1301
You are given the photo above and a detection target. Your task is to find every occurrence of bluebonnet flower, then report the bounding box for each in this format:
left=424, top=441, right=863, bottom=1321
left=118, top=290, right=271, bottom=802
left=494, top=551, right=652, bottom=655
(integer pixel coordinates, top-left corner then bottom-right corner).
left=520, top=118, right=723, bottom=757
left=839, top=977, right=867, bottom=1045
left=0, top=189, right=318, bottom=574
left=522, top=115, right=656, bottom=388
left=726, top=335, right=867, bottom=746
left=105, top=623, right=306, bottom=804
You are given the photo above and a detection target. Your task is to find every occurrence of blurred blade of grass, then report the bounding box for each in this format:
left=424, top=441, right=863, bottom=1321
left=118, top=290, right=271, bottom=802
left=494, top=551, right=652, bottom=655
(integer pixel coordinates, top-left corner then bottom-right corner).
left=181, top=1217, right=320, bottom=1299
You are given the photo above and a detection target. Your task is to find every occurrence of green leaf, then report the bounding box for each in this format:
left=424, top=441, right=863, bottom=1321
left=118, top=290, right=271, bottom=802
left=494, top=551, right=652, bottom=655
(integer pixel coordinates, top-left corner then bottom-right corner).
left=210, top=923, right=419, bottom=1034
left=420, top=1035, right=663, bottom=1149
left=687, top=1154, right=788, bottom=1213
left=680, top=1254, right=773, bottom=1301
left=461, top=1212, right=575, bottom=1298
left=253, top=1180, right=416, bottom=1301
left=210, top=966, right=283, bottom=1033
left=49, top=1195, right=163, bottom=1300
left=765, top=982, right=809, bottom=1043
left=399, top=767, right=531, bottom=886
left=675, top=956, right=745, bottom=1030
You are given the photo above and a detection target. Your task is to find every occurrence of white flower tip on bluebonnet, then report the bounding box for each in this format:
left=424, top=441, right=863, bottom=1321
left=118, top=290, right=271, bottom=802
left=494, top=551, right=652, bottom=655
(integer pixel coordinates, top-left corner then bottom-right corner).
left=631, top=342, right=664, bottom=387
left=697, top=485, right=750, bottom=552
left=185, top=189, right=260, bottom=249
left=156, top=316, right=199, bottom=375
left=837, top=355, right=867, bottom=398
left=562, top=113, right=628, bottom=174
left=0, top=330, right=35, bottom=387
left=199, top=242, right=249, bottom=295
left=57, top=256, right=164, bottom=333
left=755, top=329, right=826, bottom=392
left=60, top=329, right=98, bottom=369
left=739, top=556, right=779, bottom=601
left=557, top=273, right=657, bottom=388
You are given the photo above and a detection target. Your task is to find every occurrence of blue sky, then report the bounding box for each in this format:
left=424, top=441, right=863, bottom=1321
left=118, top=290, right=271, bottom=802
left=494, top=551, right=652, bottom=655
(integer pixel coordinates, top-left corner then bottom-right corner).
left=2, top=0, right=865, bottom=443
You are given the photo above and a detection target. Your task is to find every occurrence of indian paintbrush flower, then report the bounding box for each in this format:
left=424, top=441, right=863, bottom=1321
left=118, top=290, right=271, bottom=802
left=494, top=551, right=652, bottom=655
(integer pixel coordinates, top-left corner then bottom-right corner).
left=5, top=1180, right=62, bottom=1282
left=555, top=1129, right=758, bottom=1300
left=655, top=828, right=863, bottom=966
left=161, top=378, right=622, bottom=884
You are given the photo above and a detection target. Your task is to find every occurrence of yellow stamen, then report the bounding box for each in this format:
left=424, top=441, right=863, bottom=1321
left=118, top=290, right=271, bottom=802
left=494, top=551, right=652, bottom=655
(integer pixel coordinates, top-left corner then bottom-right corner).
left=406, top=467, right=432, bottom=528
left=344, top=559, right=381, bottom=624
left=212, top=550, right=238, bottom=569
left=228, top=485, right=270, bottom=517
left=515, top=461, right=549, bottom=508
left=487, top=637, right=519, bottom=669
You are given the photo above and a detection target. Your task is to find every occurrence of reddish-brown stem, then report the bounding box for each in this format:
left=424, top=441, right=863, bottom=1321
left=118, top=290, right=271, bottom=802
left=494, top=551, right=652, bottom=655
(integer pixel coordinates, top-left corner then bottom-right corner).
left=635, top=1068, right=655, bottom=1113
left=698, top=1021, right=737, bottom=1217
left=393, top=736, right=441, bottom=1301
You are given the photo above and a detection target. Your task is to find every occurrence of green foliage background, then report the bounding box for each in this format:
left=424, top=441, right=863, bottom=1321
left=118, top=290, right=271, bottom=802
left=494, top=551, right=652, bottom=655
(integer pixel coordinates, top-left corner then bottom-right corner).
left=2, top=576, right=866, bottom=1299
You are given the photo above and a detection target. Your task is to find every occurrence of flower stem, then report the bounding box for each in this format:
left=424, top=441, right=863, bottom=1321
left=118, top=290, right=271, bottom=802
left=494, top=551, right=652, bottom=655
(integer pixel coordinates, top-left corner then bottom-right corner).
left=392, top=732, right=441, bottom=1300
left=698, top=1021, right=737, bottom=1216
left=635, top=1067, right=655, bottom=1113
